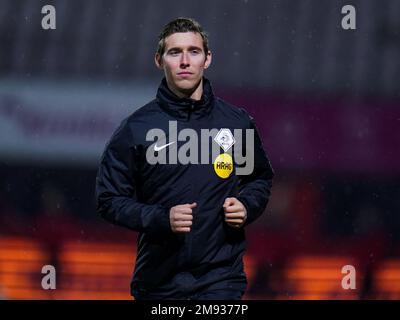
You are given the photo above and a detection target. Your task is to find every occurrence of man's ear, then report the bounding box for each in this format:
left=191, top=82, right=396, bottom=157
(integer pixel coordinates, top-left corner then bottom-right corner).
left=204, top=50, right=212, bottom=69
left=155, top=53, right=163, bottom=70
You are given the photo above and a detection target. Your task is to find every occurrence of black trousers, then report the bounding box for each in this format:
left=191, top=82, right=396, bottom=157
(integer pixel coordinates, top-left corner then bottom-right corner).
left=133, top=273, right=247, bottom=300
left=190, top=288, right=244, bottom=300
left=135, top=287, right=244, bottom=300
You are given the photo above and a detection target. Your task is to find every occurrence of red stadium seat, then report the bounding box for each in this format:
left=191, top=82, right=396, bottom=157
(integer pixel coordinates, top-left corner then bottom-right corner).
left=282, top=255, right=361, bottom=299
left=0, top=237, right=51, bottom=299
left=54, top=241, right=136, bottom=300
left=372, top=259, right=400, bottom=299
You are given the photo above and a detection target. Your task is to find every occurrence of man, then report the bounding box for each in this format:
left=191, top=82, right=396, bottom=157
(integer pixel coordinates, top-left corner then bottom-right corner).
left=95, top=17, right=274, bottom=300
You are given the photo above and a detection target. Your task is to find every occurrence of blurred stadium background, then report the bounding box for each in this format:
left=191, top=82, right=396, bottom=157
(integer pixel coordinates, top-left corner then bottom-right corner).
left=0, top=0, right=399, bottom=299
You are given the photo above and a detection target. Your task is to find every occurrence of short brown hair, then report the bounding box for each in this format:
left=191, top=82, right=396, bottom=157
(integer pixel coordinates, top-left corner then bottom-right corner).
left=157, top=17, right=209, bottom=56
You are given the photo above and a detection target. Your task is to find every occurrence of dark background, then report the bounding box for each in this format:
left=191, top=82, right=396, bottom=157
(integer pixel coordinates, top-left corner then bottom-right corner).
left=0, top=0, right=399, bottom=300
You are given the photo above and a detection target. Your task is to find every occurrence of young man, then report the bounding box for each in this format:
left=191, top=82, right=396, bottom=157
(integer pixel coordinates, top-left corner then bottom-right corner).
left=95, top=18, right=274, bottom=300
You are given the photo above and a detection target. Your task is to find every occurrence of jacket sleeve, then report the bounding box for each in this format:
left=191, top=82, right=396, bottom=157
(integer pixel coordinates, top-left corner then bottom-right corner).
left=236, top=111, right=274, bottom=226
left=95, top=119, right=172, bottom=235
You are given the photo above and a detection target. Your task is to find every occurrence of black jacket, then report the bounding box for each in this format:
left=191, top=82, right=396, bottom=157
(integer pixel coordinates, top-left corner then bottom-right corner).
left=95, top=78, right=274, bottom=299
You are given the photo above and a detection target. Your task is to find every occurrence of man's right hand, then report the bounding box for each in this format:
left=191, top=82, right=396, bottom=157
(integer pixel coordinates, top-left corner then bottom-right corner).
left=169, top=202, right=196, bottom=233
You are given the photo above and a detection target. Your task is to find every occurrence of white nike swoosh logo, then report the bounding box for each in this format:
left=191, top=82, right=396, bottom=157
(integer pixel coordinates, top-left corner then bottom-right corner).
left=154, top=141, right=175, bottom=152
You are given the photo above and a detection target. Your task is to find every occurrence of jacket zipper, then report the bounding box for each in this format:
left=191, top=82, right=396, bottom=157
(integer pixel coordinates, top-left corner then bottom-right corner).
left=187, top=104, right=195, bottom=121
left=186, top=104, right=195, bottom=265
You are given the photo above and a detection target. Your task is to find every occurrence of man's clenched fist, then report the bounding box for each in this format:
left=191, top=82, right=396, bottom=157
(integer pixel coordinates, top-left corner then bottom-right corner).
left=223, top=197, right=247, bottom=228
left=169, top=202, right=196, bottom=233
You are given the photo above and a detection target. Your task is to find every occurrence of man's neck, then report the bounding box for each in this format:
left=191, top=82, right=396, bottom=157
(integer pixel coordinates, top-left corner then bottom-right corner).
left=167, top=78, right=203, bottom=101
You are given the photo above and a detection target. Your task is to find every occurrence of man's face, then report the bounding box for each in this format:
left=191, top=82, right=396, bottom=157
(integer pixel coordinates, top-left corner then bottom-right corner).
left=155, top=32, right=212, bottom=95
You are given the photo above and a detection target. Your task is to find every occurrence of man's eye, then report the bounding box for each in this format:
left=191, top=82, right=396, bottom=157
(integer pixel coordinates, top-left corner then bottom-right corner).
left=191, top=50, right=199, bottom=54
left=169, top=51, right=179, bottom=56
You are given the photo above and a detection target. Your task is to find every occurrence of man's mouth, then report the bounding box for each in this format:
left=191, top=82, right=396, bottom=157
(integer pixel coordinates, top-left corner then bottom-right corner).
left=177, top=72, right=193, bottom=76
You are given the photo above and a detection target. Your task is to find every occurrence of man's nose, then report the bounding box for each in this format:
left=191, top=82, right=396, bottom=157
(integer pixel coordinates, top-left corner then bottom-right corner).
left=180, top=52, right=190, bottom=67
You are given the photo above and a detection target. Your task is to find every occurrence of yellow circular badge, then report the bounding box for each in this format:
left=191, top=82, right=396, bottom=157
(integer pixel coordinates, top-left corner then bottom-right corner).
left=213, top=153, right=234, bottom=179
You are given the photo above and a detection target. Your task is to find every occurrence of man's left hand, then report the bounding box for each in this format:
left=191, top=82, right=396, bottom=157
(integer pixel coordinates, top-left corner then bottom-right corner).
left=223, top=197, right=247, bottom=228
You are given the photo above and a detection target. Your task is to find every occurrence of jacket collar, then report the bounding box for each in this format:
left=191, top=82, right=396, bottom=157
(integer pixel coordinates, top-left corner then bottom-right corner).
left=156, top=77, right=215, bottom=121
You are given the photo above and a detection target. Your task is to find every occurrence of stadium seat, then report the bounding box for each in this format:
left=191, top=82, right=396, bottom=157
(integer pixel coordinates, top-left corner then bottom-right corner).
left=0, top=237, right=51, bottom=299
left=282, top=255, right=361, bottom=299
left=54, top=241, right=136, bottom=300
left=372, top=259, right=400, bottom=299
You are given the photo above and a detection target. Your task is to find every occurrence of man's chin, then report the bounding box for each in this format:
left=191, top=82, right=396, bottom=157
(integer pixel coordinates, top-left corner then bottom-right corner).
left=175, top=78, right=201, bottom=91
